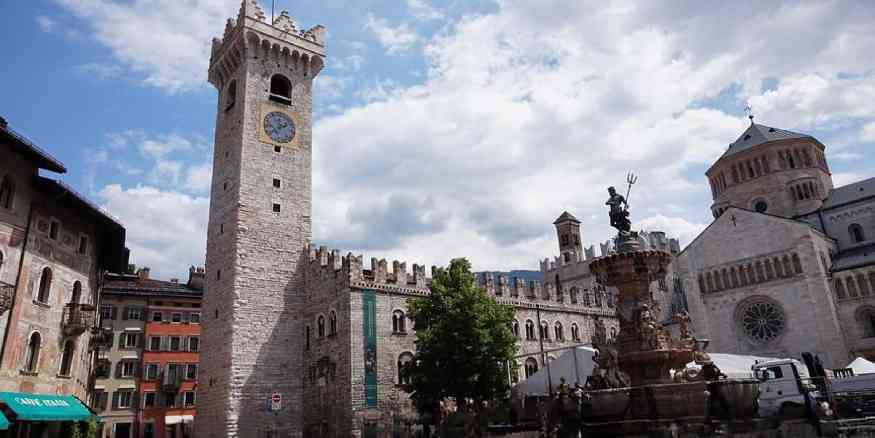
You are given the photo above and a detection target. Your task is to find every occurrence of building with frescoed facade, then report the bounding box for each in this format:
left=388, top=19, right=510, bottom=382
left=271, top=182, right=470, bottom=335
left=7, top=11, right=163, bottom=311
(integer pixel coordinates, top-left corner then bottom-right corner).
left=0, top=116, right=127, bottom=435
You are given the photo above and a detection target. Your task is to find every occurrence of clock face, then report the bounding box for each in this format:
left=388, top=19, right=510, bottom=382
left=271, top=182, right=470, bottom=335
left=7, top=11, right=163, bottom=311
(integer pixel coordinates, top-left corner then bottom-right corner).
left=263, top=111, right=295, bottom=143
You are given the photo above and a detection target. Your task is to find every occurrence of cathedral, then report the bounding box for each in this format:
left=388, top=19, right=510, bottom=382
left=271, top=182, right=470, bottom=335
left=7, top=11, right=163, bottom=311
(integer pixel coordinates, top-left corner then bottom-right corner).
left=674, top=119, right=875, bottom=370
left=196, top=2, right=874, bottom=437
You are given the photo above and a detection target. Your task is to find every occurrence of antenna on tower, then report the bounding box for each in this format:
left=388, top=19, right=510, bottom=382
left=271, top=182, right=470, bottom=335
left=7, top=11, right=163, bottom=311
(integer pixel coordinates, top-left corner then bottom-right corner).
left=271, top=0, right=275, bottom=23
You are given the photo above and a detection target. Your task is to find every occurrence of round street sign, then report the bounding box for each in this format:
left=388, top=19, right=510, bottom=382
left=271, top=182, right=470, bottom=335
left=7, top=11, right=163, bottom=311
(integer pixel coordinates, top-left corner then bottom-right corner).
left=270, top=392, right=282, bottom=412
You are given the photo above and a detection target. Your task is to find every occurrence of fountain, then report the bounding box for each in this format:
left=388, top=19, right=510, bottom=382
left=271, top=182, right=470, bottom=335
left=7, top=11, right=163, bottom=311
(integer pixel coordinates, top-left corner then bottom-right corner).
left=581, top=178, right=759, bottom=437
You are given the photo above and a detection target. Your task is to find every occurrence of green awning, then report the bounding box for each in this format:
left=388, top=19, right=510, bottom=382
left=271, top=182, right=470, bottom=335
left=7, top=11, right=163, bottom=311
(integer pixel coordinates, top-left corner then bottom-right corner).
left=0, top=392, right=92, bottom=422
left=0, top=411, right=8, bottom=430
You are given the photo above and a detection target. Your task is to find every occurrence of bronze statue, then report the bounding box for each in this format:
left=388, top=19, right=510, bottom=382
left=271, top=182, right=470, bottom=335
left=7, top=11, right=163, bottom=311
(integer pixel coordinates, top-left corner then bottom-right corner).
left=606, top=186, right=631, bottom=233
left=589, top=347, right=631, bottom=389
left=637, top=304, right=658, bottom=350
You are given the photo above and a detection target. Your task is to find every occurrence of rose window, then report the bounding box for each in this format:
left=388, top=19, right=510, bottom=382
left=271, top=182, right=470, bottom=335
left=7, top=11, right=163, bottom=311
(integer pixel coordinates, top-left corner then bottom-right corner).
left=739, top=299, right=785, bottom=343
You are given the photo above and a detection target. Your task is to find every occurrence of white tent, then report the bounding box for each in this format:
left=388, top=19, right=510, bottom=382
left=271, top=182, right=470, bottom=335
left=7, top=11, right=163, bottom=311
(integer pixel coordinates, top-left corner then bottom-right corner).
left=847, top=357, right=875, bottom=375
left=685, top=353, right=782, bottom=379
left=512, top=346, right=598, bottom=397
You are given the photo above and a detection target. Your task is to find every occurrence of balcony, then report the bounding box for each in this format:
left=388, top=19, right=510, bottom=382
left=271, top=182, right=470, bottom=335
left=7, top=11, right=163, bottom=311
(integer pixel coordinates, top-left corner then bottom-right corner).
left=0, top=282, right=14, bottom=315
left=62, top=303, right=96, bottom=337
left=90, top=327, right=114, bottom=350
left=161, top=371, right=184, bottom=392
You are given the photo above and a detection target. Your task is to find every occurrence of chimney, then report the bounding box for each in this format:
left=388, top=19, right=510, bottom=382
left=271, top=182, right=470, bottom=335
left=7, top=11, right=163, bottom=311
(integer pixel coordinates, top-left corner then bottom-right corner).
left=137, top=267, right=150, bottom=281
left=188, top=266, right=206, bottom=291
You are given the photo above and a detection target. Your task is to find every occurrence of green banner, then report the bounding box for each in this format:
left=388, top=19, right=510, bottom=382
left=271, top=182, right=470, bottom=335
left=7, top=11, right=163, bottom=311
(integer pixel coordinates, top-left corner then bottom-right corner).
left=363, top=289, right=378, bottom=408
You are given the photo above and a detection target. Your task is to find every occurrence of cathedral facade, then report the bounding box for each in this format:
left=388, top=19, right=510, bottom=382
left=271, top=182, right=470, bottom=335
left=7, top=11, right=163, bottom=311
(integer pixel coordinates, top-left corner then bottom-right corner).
left=675, top=120, right=875, bottom=369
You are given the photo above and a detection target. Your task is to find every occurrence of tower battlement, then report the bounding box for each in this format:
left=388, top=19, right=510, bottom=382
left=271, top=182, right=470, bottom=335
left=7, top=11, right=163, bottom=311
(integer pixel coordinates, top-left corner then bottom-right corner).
left=305, top=244, right=432, bottom=296
left=208, top=1, right=325, bottom=88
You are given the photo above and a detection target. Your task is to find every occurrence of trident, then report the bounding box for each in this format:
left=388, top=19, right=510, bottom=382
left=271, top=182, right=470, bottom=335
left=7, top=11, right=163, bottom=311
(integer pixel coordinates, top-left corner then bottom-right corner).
left=625, top=172, right=638, bottom=209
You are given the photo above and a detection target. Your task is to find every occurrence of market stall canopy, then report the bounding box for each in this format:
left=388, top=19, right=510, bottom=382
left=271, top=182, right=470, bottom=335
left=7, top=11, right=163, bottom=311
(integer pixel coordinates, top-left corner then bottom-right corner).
left=512, top=346, right=597, bottom=397
left=0, top=392, right=92, bottom=422
left=847, top=357, right=875, bottom=375
left=0, top=411, right=8, bottom=430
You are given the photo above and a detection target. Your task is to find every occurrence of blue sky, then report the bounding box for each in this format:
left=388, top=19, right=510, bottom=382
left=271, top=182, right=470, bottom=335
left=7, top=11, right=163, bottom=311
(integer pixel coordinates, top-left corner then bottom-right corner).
left=2, top=1, right=874, bottom=280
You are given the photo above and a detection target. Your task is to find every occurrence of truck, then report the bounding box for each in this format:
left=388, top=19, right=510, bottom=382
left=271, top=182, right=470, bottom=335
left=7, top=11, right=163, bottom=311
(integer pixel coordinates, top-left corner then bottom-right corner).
left=752, top=357, right=875, bottom=420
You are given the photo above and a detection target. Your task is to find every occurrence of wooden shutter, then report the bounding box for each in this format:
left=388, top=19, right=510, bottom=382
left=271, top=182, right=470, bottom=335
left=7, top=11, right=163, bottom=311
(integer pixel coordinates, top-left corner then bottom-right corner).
left=132, top=391, right=139, bottom=409
left=182, top=312, right=190, bottom=323
left=122, top=307, right=129, bottom=320
left=138, top=334, right=145, bottom=348
left=139, top=307, right=147, bottom=321
left=118, top=333, right=125, bottom=349
left=160, top=336, right=169, bottom=351
left=111, top=391, right=120, bottom=410
left=110, top=306, right=117, bottom=320
left=100, top=392, right=109, bottom=410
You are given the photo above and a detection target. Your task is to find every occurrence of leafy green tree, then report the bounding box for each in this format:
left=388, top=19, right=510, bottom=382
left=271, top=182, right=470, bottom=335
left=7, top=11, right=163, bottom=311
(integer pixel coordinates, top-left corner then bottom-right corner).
left=406, top=258, right=518, bottom=416
left=85, top=417, right=98, bottom=438
left=68, top=421, right=82, bottom=438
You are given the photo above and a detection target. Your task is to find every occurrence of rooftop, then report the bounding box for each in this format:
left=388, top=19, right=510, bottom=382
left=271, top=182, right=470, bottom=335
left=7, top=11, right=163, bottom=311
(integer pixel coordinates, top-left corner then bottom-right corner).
left=553, top=211, right=581, bottom=224
left=0, top=117, right=67, bottom=173
left=103, top=273, right=203, bottom=298
left=821, top=177, right=875, bottom=210
left=720, top=122, right=814, bottom=160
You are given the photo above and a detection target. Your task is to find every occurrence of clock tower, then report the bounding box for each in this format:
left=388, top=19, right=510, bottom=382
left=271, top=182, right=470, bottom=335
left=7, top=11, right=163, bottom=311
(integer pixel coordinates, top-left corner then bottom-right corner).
left=197, top=2, right=325, bottom=437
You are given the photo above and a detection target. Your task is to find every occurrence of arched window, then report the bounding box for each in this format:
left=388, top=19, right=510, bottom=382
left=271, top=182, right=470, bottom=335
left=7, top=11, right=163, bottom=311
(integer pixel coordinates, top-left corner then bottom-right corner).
left=328, top=311, right=337, bottom=335
left=782, top=256, right=792, bottom=276
left=755, top=262, right=765, bottom=283
left=37, top=267, right=52, bottom=304
left=23, top=332, right=41, bottom=373
left=792, top=253, right=803, bottom=274
left=397, top=352, right=414, bottom=385
left=269, top=74, right=292, bottom=105
left=511, top=361, right=520, bottom=383
left=848, top=277, right=860, bottom=298
left=0, top=176, right=14, bottom=210
left=317, top=315, right=325, bottom=338
left=570, top=287, right=579, bottom=304
left=539, top=321, right=550, bottom=340
left=857, top=307, right=875, bottom=338
left=524, top=358, right=539, bottom=379
left=850, top=224, right=866, bottom=244
left=764, top=260, right=775, bottom=280
left=305, top=326, right=311, bottom=351
left=225, top=80, right=237, bottom=111
left=698, top=275, right=706, bottom=293
left=70, top=281, right=82, bottom=304
left=58, top=340, right=75, bottom=376
left=512, top=320, right=520, bottom=339
left=610, top=327, right=617, bottom=342
left=571, top=323, right=580, bottom=342
left=525, top=320, right=535, bottom=340
left=392, top=310, right=406, bottom=333
left=554, top=322, right=564, bottom=342
left=855, top=274, right=870, bottom=296
left=835, top=278, right=847, bottom=299
left=0, top=251, right=4, bottom=274
left=773, top=257, right=784, bottom=278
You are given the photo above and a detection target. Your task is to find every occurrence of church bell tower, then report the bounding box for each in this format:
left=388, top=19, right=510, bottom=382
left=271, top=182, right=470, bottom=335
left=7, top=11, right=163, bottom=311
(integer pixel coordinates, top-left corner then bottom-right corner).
left=197, top=2, right=325, bottom=437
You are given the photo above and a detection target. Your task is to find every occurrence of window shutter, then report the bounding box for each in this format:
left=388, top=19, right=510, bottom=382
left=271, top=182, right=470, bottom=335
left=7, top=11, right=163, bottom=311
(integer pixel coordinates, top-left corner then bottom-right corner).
left=111, top=391, right=120, bottom=410
left=145, top=337, right=151, bottom=352
left=138, top=334, right=145, bottom=348
left=122, top=307, right=129, bottom=320
left=135, top=361, right=141, bottom=377
left=118, top=334, right=125, bottom=349
left=161, top=336, right=169, bottom=351
left=183, top=313, right=190, bottom=323
left=132, top=391, right=139, bottom=410
left=110, top=306, right=117, bottom=320
left=139, top=308, right=147, bottom=321
left=101, top=392, right=108, bottom=410
left=163, top=364, right=170, bottom=384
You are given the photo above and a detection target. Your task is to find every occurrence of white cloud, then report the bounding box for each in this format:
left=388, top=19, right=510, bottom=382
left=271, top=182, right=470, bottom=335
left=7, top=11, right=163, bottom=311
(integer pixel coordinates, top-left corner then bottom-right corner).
left=139, top=134, right=194, bottom=160
left=183, top=163, right=213, bottom=193
left=861, top=121, right=875, bottom=143
left=309, top=0, right=875, bottom=270
left=150, top=160, right=184, bottom=185
left=99, top=184, right=209, bottom=279
left=364, top=14, right=418, bottom=55
left=833, top=172, right=867, bottom=188
left=54, top=0, right=243, bottom=93
left=36, top=15, right=57, bottom=33
left=406, top=0, right=443, bottom=21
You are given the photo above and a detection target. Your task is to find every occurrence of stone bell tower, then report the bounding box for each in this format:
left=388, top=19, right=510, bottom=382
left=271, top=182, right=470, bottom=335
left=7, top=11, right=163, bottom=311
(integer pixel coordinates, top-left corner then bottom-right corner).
left=197, top=1, right=325, bottom=437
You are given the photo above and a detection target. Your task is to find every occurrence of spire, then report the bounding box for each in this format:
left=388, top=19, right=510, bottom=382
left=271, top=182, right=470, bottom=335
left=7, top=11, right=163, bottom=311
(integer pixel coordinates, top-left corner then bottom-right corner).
left=745, top=105, right=754, bottom=125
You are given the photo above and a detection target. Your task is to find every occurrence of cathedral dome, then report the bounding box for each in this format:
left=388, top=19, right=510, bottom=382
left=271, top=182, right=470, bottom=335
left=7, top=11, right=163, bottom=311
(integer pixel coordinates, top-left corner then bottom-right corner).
left=706, top=121, right=833, bottom=219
